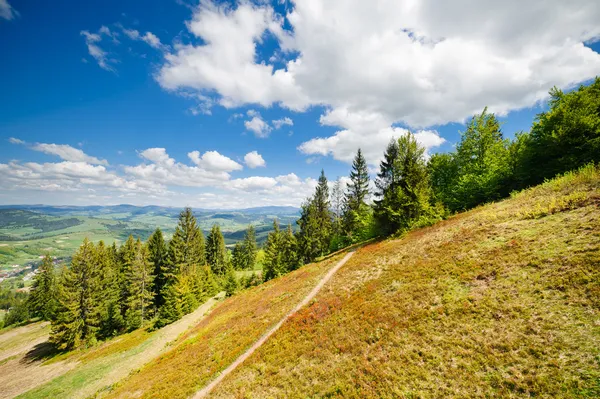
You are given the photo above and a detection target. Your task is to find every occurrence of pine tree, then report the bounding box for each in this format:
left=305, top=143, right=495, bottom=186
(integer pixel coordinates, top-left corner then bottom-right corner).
left=281, top=224, right=300, bottom=272
left=27, top=254, right=57, bottom=321
left=263, top=220, right=284, bottom=281
left=297, top=199, right=321, bottom=263
left=147, top=228, right=168, bottom=307
left=231, top=242, right=244, bottom=270
left=374, top=138, right=400, bottom=201
left=163, top=208, right=206, bottom=317
left=51, top=238, right=101, bottom=350
left=206, top=224, right=228, bottom=276
left=155, top=282, right=182, bottom=328
left=167, top=208, right=206, bottom=273
left=375, top=133, right=432, bottom=234
left=224, top=269, right=239, bottom=297
left=97, top=241, right=124, bottom=338
left=118, top=235, right=137, bottom=319
left=125, top=240, right=154, bottom=330
left=241, top=225, right=257, bottom=270
left=313, top=169, right=333, bottom=255
left=343, top=148, right=371, bottom=240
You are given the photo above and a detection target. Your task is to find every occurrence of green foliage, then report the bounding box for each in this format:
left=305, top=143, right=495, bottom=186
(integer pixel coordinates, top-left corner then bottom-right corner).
left=155, top=283, right=182, bottom=328
left=206, top=224, right=228, bottom=276
left=223, top=269, right=239, bottom=297
left=27, top=254, right=57, bottom=320
left=3, top=300, right=30, bottom=326
left=147, top=228, right=168, bottom=307
left=374, top=133, right=434, bottom=235
left=520, top=79, right=600, bottom=186
left=239, top=272, right=262, bottom=289
left=263, top=220, right=284, bottom=281
left=241, top=225, right=257, bottom=270
left=124, top=240, right=154, bottom=330
left=51, top=239, right=101, bottom=350
left=281, top=224, right=300, bottom=272
left=343, top=149, right=370, bottom=238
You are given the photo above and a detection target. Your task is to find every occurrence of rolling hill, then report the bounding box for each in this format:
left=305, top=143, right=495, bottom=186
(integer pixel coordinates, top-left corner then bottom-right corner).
left=0, top=205, right=299, bottom=272
left=1, top=166, right=599, bottom=398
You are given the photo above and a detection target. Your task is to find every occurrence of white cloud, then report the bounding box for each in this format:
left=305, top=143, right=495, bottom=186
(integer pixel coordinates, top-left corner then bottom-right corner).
left=244, top=151, right=266, bottom=168
left=9, top=138, right=109, bottom=166
left=30, top=143, right=109, bottom=166
left=155, top=0, right=600, bottom=162
left=188, top=150, right=243, bottom=172
left=272, top=117, right=293, bottom=129
left=81, top=27, right=118, bottom=72
left=244, top=115, right=272, bottom=138
left=122, top=27, right=166, bottom=50
left=298, top=127, right=445, bottom=166
left=0, top=0, right=17, bottom=20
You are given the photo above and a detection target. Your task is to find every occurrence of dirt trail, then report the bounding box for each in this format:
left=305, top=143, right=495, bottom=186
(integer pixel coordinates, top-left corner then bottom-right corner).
left=0, top=293, right=223, bottom=399
left=193, top=251, right=355, bottom=399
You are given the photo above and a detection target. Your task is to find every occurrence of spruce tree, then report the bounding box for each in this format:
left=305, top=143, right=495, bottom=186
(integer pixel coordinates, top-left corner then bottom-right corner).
left=224, top=269, right=239, bottom=297
left=125, top=240, right=154, bottom=330
left=375, top=133, right=432, bottom=234
left=97, top=241, right=124, bottom=338
left=155, top=283, right=182, bottom=328
left=343, top=148, right=371, bottom=240
left=163, top=208, right=206, bottom=318
left=147, top=228, right=168, bottom=307
left=296, top=199, right=321, bottom=263
left=241, top=225, right=257, bottom=270
left=27, top=254, right=57, bottom=321
left=314, top=169, right=332, bottom=255
left=51, top=238, right=101, bottom=350
left=118, top=235, right=137, bottom=317
left=281, top=224, right=300, bottom=272
left=231, top=242, right=244, bottom=270
left=263, top=220, right=284, bottom=281
left=206, top=224, right=228, bottom=276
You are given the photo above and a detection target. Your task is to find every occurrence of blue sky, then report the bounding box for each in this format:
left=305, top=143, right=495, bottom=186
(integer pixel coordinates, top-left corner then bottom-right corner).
left=1, top=0, right=599, bottom=208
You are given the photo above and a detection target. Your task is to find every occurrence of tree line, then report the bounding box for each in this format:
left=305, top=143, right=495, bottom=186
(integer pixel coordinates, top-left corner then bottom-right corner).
left=23, top=208, right=259, bottom=350
left=261, top=78, right=600, bottom=278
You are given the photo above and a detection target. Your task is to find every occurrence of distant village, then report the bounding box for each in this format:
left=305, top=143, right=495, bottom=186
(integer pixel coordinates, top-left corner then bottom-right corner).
left=0, top=256, right=61, bottom=291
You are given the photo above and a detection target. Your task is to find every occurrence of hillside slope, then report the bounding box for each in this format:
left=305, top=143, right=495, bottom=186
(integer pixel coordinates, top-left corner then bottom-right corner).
left=7, top=166, right=599, bottom=399
left=104, top=166, right=599, bottom=399
left=208, top=166, right=600, bottom=398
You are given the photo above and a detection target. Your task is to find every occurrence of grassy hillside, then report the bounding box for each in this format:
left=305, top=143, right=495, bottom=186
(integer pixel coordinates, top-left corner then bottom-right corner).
left=208, top=165, right=600, bottom=398
left=112, top=165, right=597, bottom=398
left=3, top=166, right=599, bottom=398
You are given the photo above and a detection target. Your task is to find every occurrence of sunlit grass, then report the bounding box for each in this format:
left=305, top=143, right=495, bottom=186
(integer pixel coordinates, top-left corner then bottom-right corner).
left=209, top=165, right=600, bottom=398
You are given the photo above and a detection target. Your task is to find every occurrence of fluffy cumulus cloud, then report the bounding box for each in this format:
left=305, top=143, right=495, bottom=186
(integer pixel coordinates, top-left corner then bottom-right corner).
left=0, top=143, right=319, bottom=207
left=244, top=114, right=272, bottom=138
left=188, top=150, right=243, bottom=172
left=155, top=0, right=600, bottom=162
left=244, top=151, right=266, bottom=168
left=0, top=0, right=17, bottom=20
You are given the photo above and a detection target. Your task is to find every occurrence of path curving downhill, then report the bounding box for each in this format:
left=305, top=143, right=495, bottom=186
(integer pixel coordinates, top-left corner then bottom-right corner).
left=193, top=251, right=355, bottom=399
